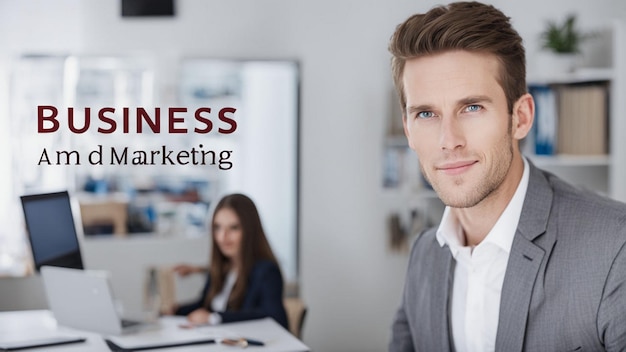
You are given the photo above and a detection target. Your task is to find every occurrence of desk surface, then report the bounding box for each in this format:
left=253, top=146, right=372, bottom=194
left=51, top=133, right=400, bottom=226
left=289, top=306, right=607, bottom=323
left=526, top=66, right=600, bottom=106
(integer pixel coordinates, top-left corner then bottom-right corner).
left=0, top=310, right=309, bottom=352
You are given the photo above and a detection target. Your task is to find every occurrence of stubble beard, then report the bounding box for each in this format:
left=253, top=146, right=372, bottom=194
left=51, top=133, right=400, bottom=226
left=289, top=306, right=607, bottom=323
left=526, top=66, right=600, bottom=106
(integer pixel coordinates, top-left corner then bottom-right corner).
left=421, top=134, right=514, bottom=209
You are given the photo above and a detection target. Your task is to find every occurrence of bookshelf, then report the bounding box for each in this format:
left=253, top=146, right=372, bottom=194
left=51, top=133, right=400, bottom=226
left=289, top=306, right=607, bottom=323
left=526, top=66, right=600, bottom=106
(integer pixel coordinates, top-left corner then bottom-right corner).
left=382, top=89, right=444, bottom=251
left=526, top=20, right=626, bottom=202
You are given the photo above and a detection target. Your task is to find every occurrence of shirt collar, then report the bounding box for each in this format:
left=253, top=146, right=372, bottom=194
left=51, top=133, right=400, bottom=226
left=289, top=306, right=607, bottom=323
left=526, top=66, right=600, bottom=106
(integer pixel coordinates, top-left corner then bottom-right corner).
left=436, top=157, right=530, bottom=255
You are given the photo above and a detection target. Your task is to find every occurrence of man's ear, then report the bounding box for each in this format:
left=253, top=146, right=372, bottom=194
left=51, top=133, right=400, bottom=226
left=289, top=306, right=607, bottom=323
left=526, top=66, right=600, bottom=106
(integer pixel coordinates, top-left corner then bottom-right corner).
left=512, top=93, right=535, bottom=140
left=402, top=114, right=415, bottom=150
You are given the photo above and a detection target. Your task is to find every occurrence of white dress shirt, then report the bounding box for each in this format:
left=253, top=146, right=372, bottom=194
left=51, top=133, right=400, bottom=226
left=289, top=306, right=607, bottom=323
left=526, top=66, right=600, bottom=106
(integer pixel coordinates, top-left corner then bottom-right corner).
left=436, top=157, right=530, bottom=352
left=209, top=270, right=237, bottom=325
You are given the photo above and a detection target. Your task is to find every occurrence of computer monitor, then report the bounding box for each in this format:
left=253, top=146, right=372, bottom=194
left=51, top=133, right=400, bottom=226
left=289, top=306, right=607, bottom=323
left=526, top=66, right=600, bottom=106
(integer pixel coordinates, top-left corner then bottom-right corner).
left=20, top=191, right=84, bottom=271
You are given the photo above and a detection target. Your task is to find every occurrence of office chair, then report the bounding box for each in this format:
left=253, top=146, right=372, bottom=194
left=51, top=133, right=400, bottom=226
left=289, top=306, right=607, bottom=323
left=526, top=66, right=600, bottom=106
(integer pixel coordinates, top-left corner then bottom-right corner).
left=283, top=297, right=307, bottom=339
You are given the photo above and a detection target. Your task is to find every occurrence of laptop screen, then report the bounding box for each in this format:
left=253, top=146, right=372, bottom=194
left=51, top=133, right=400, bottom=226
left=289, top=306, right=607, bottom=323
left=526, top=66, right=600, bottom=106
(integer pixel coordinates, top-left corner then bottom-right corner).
left=20, top=191, right=84, bottom=271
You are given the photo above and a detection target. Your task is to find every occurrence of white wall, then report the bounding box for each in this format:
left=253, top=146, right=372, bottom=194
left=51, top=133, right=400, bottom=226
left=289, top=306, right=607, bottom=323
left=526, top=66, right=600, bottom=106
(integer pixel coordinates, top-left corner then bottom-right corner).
left=1, top=1, right=625, bottom=351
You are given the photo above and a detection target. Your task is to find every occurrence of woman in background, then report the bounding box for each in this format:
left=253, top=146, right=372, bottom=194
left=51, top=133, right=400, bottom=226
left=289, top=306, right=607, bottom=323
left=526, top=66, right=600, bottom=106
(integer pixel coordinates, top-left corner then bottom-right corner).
left=172, top=193, right=288, bottom=329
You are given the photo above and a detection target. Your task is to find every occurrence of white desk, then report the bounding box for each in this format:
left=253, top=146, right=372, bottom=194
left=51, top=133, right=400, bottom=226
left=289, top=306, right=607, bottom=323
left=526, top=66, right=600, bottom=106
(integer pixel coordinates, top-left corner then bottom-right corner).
left=0, top=310, right=309, bottom=351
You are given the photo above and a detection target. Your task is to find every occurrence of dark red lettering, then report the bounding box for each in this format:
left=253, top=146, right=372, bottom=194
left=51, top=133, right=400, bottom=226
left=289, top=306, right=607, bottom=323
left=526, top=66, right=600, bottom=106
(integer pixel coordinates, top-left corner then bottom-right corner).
left=169, top=108, right=187, bottom=133
left=38, top=105, right=59, bottom=133
left=68, top=107, right=89, bottom=134
left=123, top=108, right=130, bottom=133
left=218, top=107, right=237, bottom=134
left=193, top=107, right=213, bottom=133
left=98, top=107, right=116, bottom=134
left=137, top=108, right=160, bottom=133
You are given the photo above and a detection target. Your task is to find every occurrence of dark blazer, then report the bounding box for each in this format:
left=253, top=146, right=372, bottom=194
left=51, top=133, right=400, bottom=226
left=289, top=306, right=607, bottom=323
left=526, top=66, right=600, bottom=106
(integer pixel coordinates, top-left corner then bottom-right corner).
left=390, top=162, right=626, bottom=352
left=176, top=260, right=288, bottom=329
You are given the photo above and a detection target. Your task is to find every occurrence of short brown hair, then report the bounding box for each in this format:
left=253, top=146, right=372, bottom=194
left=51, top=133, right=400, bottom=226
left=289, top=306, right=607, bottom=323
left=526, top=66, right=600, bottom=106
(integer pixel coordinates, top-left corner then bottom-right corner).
left=389, top=1, right=526, bottom=114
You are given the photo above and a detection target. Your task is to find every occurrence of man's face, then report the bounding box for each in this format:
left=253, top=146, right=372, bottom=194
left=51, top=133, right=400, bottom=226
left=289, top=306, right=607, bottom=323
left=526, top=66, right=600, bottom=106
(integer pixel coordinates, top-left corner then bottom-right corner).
left=402, top=50, right=518, bottom=208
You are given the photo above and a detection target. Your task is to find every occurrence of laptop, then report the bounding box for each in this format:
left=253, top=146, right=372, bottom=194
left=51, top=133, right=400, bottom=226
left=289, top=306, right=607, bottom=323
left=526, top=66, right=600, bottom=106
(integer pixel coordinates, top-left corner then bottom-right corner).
left=40, top=266, right=158, bottom=336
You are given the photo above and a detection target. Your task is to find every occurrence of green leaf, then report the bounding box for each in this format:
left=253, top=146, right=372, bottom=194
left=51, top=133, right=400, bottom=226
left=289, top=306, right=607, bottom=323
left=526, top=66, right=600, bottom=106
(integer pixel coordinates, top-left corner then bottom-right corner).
left=541, top=14, right=584, bottom=53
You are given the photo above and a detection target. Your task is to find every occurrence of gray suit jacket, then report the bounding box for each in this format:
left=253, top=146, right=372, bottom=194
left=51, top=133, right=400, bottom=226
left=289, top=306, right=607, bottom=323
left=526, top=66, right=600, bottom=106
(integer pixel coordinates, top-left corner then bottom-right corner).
left=390, top=163, right=626, bottom=352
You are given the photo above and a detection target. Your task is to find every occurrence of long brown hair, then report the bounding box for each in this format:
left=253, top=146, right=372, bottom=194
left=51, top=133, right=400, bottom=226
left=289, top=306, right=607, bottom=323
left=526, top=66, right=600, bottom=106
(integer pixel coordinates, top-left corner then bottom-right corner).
left=204, top=193, right=279, bottom=310
left=389, top=1, right=526, bottom=115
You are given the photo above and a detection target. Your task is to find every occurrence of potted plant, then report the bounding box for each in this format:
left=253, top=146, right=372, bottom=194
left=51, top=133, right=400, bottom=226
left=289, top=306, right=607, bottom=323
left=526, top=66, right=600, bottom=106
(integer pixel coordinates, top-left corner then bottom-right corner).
left=541, top=14, right=583, bottom=54
left=538, top=14, right=586, bottom=74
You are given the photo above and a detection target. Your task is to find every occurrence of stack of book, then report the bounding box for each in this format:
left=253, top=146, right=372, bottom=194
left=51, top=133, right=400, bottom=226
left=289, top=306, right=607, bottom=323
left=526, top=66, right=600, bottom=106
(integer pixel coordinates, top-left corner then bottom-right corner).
left=529, top=83, right=608, bottom=156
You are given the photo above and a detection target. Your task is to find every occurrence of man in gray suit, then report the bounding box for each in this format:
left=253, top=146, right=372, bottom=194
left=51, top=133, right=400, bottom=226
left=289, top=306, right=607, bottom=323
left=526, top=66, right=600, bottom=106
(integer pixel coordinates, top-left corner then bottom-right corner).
left=388, top=2, right=626, bottom=351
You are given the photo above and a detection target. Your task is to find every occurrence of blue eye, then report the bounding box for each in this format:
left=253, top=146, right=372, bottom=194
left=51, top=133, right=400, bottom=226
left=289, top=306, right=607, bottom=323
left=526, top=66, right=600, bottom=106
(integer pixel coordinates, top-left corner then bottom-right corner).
left=465, top=104, right=482, bottom=112
left=417, top=111, right=435, bottom=119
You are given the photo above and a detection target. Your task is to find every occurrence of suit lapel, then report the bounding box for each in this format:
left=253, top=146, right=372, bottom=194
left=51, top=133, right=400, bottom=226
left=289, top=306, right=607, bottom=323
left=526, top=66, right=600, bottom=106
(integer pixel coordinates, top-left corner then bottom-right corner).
left=432, top=244, right=455, bottom=351
left=495, top=233, right=545, bottom=351
left=495, top=162, right=554, bottom=352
